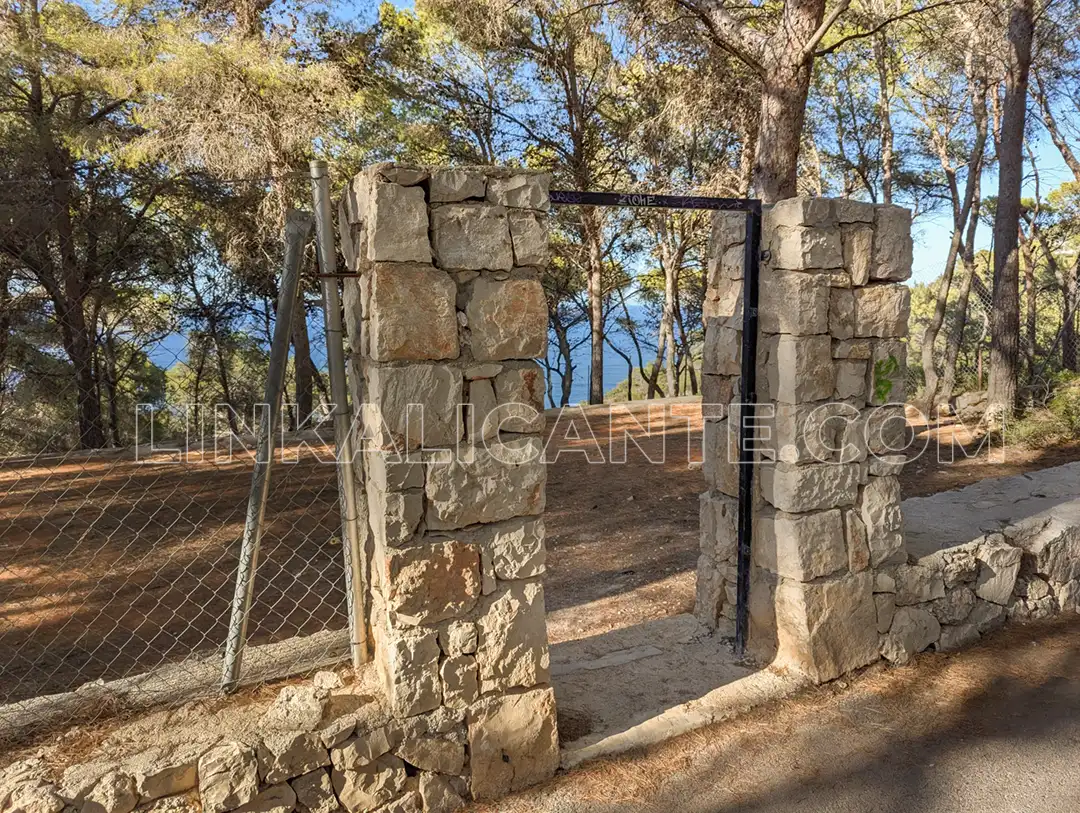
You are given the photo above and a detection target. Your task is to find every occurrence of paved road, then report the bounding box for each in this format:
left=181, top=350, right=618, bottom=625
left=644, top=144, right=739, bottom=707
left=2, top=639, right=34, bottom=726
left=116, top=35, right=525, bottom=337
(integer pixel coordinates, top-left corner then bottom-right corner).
left=479, top=617, right=1080, bottom=813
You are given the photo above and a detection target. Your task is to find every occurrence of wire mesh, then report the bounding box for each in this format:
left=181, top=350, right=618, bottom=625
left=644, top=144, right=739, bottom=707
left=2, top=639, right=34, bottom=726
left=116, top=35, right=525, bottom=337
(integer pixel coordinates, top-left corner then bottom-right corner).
left=0, top=176, right=351, bottom=743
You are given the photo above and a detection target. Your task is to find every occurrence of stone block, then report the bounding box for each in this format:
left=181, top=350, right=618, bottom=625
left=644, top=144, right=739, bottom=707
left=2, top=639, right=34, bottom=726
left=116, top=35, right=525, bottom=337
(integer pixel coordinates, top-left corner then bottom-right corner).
left=703, top=324, right=741, bottom=376
left=769, top=334, right=834, bottom=404
left=383, top=627, right=442, bottom=717
left=394, top=736, right=465, bottom=775
left=260, top=685, right=327, bottom=733
left=330, top=726, right=400, bottom=771
left=773, top=571, right=879, bottom=683
left=757, top=271, right=830, bottom=335
left=867, top=340, right=907, bottom=406
left=372, top=163, right=428, bottom=186
left=367, top=453, right=424, bottom=492
left=703, top=277, right=742, bottom=321
left=331, top=755, right=407, bottom=813
left=769, top=225, right=843, bottom=271
left=928, top=586, right=976, bottom=625
left=366, top=485, right=423, bottom=549
left=845, top=509, right=870, bottom=572
left=975, top=538, right=1022, bottom=605
left=835, top=360, right=867, bottom=402
left=836, top=199, right=875, bottom=223
left=467, top=378, right=499, bottom=442
left=438, top=620, right=478, bottom=656
left=257, top=733, right=331, bottom=785
left=937, top=623, right=980, bottom=652
left=701, top=374, right=736, bottom=414
left=364, top=364, right=462, bottom=451
left=880, top=606, right=939, bottom=664
left=475, top=580, right=549, bottom=694
left=695, top=552, right=728, bottom=630
left=771, top=401, right=857, bottom=464
left=418, top=773, right=465, bottom=813
left=859, top=476, right=903, bottom=567
left=832, top=338, right=873, bottom=359
left=431, top=204, right=513, bottom=272
left=829, top=288, right=854, bottom=340
left=708, top=244, right=746, bottom=288
left=198, top=743, right=259, bottom=813
left=430, top=169, right=486, bottom=202
left=383, top=541, right=482, bottom=625
left=893, top=563, right=946, bottom=605
left=132, top=750, right=198, bottom=803
left=872, top=205, right=913, bottom=281
left=760, top=462, right=859, bottom=513
left=853, top=284, right=910, bottom=338
left=1016, top=518, right=1080, bottom=584
left=754, top=508, right=846, bottom=581
left=874, top=592, right=895, bottom=633
left=466, top=275, right=547, bottom=361
left=467, top=687, right=558, bottom=800
left=368, top=264, right=458, bottom=362
left=425, top=436, right=545, bottom=530
left=486, top=174, right=550, bottom=210
left=232, top=784, right=296, bottom=813
left=712, top=210, right=746, bottom=249
left=478, top=516, right=546, bottom=580
left=440, top=655, right=479, bottom=709
left=700, top=491, right=737, bottom=561
left=864, top=404, right=907, bottom=454
left=508, top=210, right=549, bottom=267
left=290, top=770, right=341, bottom=813
left=493, top=362, right=545, bottom=434
left=82, top=773, right=136, bottom=813
left=368, top=184, right=431, bottom=264
left=766, top=197, right=835, bottom=229
left=841, top=224, right=874, bottom=286
left=868, top=454, right=906, bottom=477
left=702, top=419, right=739, bottom=497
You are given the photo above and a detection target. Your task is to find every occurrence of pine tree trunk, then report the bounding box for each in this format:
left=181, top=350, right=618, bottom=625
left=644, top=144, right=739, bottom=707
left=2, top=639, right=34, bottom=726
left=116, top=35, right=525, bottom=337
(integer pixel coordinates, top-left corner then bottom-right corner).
left=583, top=208, right=605, bottom=404
left=291, top=296, right=315, bottom=429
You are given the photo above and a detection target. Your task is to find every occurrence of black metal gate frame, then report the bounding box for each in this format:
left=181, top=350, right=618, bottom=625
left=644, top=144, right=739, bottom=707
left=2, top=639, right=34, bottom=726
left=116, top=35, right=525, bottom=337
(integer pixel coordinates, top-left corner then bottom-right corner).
left=549, top=189, right=762, bottom=656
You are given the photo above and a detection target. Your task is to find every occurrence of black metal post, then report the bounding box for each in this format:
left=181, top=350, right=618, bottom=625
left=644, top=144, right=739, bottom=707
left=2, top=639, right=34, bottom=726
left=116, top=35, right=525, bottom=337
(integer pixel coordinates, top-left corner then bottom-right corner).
left=735, top=206, right=762, bottom=658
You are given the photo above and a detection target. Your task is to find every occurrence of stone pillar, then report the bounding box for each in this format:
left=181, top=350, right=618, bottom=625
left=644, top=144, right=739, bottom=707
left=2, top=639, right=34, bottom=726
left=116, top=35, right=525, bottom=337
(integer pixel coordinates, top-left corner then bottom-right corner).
left=698, top=197, right=912, bottom=684
left=338, top=163, right=558, bottom=801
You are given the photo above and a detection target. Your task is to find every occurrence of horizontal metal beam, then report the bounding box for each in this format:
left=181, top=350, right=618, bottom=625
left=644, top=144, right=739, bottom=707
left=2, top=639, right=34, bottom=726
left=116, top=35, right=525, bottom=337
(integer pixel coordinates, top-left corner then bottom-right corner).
left=549, top=189, right=761, bottom=213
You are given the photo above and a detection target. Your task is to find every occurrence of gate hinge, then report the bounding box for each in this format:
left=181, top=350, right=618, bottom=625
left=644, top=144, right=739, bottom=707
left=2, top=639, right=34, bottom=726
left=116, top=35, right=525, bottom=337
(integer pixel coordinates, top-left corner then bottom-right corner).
left=759, top=249, right=772, bottom=264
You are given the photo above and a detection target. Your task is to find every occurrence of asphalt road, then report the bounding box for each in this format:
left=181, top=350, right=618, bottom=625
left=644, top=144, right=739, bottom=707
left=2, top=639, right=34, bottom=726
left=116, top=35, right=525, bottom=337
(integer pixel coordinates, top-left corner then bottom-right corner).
left=479, top=617, right=1080, bottom=813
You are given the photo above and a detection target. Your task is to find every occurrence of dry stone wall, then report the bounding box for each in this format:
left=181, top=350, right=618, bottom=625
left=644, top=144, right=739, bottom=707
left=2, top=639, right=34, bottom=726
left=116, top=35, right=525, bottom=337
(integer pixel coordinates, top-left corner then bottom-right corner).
left=337, top=163, right=558, bottom=805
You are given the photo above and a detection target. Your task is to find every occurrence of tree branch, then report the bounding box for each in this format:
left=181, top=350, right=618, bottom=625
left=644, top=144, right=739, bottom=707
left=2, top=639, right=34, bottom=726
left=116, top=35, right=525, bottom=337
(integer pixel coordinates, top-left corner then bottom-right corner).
left=814, top=0, right=970, bottom=57
left=671, top=0, right=766, bottom=74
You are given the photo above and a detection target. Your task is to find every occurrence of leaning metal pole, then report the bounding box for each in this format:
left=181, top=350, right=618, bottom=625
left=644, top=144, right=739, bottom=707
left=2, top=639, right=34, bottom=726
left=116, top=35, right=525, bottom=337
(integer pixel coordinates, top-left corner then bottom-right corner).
left=221, top=210, right=313, bottom=693
left=310, top=160, right=369, bottom=668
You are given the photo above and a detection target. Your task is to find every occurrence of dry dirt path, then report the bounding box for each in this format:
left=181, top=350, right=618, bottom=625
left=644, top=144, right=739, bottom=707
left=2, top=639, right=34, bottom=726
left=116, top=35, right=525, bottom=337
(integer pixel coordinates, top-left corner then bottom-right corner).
left=475, top=617, right=1080, bottom=813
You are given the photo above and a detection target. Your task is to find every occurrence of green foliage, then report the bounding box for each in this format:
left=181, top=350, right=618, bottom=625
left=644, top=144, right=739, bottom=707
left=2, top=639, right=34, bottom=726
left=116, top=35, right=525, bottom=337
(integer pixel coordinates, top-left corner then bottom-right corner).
left=873, top=355, right=900, bottom=402
left=1011, top=375, right=1080, bottom=448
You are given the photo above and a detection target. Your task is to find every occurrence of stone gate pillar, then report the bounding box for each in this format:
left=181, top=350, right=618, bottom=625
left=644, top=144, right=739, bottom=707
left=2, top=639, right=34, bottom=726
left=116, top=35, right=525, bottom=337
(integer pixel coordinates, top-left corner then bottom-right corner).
left=338, top=163, right=558, bottom=801
left=698, top=197, right=912, bottom=683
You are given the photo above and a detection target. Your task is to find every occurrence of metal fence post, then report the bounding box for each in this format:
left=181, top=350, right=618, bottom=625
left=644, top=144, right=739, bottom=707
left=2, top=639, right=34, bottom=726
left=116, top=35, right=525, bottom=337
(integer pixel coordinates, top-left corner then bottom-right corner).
left=220, top=209, right=313, bottom=693
left=310, top=160, right=369, bottom=669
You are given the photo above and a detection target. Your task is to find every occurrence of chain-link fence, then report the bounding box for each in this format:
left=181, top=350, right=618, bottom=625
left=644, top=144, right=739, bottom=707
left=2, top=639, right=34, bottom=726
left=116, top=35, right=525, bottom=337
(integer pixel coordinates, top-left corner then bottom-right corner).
left=0, top=174, right=354, bottom=743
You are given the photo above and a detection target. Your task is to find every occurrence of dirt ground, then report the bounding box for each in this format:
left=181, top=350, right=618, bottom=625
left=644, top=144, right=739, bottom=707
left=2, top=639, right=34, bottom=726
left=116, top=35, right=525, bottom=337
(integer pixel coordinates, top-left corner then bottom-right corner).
left=3, top=401, right=1080, bottom=711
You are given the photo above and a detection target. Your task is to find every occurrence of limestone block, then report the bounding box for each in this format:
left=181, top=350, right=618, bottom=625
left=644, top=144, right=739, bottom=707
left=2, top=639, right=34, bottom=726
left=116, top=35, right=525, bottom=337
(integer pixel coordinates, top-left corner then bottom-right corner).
left=478, top=516, right=546, bottom=580
left=440, top=655, right=479, bottom=709
left=773, top=571, right=879, bottom=683
left=864, top=405, right=907, bottom=455
left=703, top=322, right=741, bottom=377
left=712, top=210, right=746, bottom=249
left=4, top=781, right=64, bottom=813
left=853, top=284, right=910, bottom=338
left=836, top=199, right=875, bottom=223
left=198, top=744, right=260, bottom=813
left=331, top=755, right=407, bottom=813
left=868, top=454, right=907, bottom=477
left=418, top=774, right=465, bottom=813
left=893, top=563, right=946, bottom=605
left=82, top=773, right=136, bottom=813
left=832, top=338, right=873, bottom=360
left=835, top=360, right=867, bottom=402
left=367, top=264, right=458, bottom=362
left=372, top=164, right=428, bottom=186
left=700, top=491, right=738, bottom=561
left=702, top=419, right=739, bottom=498
left=841, top=223, right=874, bottom=286
left=704, top=277, right=742, bottom=321
left=928, top=586, right=976, bottom=625
left=431, top=204, right=512, bottom=272
left=430, top=169, right=486, bottom=203
left=439, top=620, right=478, bottom=656
left=845, top=509, right=870, bottom=572
left=261, top=685, right=328, bottom=733
left=702, top=374, right=736, bottom=415
left=1058, top=580, right=1080, bottom=613
left=367, top=453, right=424, bottom=492
left=880, top=606, right=939, bottom=664
left=508, top=210, right=549, bottom=268
left=975, top=538, right=1022, bottom=605
left=383, top=627, right=442, bottom=717
left=425, top=436, right=545, bottom=530
left=937, top=623, right=980, bottom=652
left=133, top=750, right=199, bottom=803
left=492, top=362, right=545, bottom=434
left=872, top=205, right=913, bottom=281
left=769, top=225, right=843, bottom=271
left=829, top=288, right=855, bottom=340
left=466, top=276, right=547, bottom=361
left=754, top=508, right=846, bottom=581
left=758, top=271, right=830, bottom=335
left=394, top=736, right=465, bottom=775
left=476, top=580, right=549, bottom=694
left=368, top=184, right=431, bottom=264
left=769, top=334, right=834, bottom=404
left=290, top=770, right=341, bottom=813
left=232, top=784, right=296, bottom=813
left=330, top=727, right=400, bottom=771
left=257, top=733, right=331, bottom=785
left=383, top=541, right=481, bottom=625
left=766, top=197, right=835, bottom=230
left=486, top=174, right=549, bottom=210
left=771, top=400, right=860, bottom=465
left=467, top=686, right=559, bottom=800
left=874, top=592, right=895, bottom=634
left=364, top=364, right=462, bottom=451
left=859, top=476, right=903, bottom=567
left=760, top=462, right=859, bottom=513
left=1016, top=518, right=1080, bottom=584
left=867, top=340, right=907, bottom=406
left=467, top=378, right=499, bottom=442
left=366, top=484, right=423, bottom=549
left=708, top=244, right=746, bottom=289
